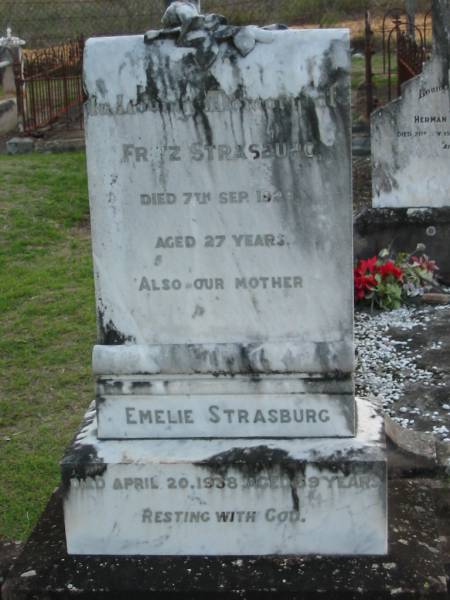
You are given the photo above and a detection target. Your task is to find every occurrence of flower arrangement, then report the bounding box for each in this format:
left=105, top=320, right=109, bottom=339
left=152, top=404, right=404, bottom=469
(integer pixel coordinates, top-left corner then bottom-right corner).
left=354, top=245, right=440, bottom=310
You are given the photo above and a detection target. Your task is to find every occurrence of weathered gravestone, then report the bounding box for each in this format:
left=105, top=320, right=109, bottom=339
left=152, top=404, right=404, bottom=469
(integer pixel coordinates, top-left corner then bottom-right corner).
left=372, top=0, right=450, bottom=208
left=61, top=2, right=387, bottom=556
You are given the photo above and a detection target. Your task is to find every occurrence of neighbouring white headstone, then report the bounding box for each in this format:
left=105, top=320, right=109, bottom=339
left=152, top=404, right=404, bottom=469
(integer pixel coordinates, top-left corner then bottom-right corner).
left=372, top=0, right=450, bottom=208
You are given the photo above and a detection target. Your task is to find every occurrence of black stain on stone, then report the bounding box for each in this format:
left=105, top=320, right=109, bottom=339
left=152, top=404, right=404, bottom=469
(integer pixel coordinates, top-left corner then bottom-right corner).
left=310, top=448, right=367, bottom=477
left=239, top=346, right=257, bottom=374
left=196, top=446, right=305, bottom=513
left=225, top=356, right=235, bottom=372
left=97, top=307, right=135, bottom=345
left=95, top=78, right=107, bottom=97
left=315, top=370, right=351, bottom=381
left=101, top=319, right=131, bottom=345
left=61, top=443, right=106, bottom=498
left=183, top=53, right=219, bottom=147
left=187, top=343, right=217, bottom=366
left=101, top=379, right=124, bottom=393
left=141, top=46, right=220, bottom=147
left=314, top=342, right=332, bottom=372
left=197, top=445, right=293, bottom=475
left=258, top=348, right=271, bottom=372
left=272, top=98, right=296, bottom=141
left=131, top=381, right=153, bottom=392
left=258, top=64, right=264, bottom=86
left=299, top=94, right=321, bottom=148
left=291, top=485, right=300, bottom=512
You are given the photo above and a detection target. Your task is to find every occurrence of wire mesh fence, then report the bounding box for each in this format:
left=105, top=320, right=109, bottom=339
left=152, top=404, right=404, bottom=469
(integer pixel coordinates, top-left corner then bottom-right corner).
left=0, top=0, right=300, bottom=48
left=0, top=0, right=420, bottom=48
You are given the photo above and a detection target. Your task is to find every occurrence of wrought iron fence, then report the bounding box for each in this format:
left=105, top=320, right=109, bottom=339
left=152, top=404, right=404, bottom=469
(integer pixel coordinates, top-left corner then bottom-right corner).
left=363, top=7, right=431, bottom=117
left=395, top=28, right=426, bottom=95
left=8, top=0, right=298, bottom=134
left=14, top=38, right=84, bottom=133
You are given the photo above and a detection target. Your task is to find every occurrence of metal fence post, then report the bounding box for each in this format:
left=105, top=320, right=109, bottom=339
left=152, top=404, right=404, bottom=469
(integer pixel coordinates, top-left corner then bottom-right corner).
left=12, top=51, right=25, bottom=131
left=364, top=10, right=373, bottom=119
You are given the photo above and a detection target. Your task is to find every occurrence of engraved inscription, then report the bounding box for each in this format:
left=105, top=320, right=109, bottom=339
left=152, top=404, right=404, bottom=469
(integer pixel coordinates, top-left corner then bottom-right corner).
left=139, top=191, right=295, bottom=206
left=84, top=28, right=354, bottom=351
left=122, top=142, right=315, bottom=164
left=70, top=473, right=382, bottom=493
left=124, top=405, right=329, bottom=426
left=418, top=84, right=449, bottom=99
left=414, top=114, right=447, bottom=123
left=153, top=234, right=286, bottom=249
left=138, top=276, right=303, bottom=292
left=86, top=89, right=339, bottom=119
left=140, top=509, right=300, bottom=524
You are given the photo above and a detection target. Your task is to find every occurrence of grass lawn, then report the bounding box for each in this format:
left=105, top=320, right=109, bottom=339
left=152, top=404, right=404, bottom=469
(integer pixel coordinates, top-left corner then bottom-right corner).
left=0, top=151, right=95, bottom=541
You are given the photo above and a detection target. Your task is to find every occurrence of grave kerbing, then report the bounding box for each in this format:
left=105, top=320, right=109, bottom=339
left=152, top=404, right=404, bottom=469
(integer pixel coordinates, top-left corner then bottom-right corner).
left=61, top=1, right=388, bottom=556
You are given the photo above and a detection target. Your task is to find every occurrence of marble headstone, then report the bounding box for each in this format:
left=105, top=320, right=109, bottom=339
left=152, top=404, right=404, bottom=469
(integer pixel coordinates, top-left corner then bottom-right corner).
left=84, top=19, right=354, bottom=439
left=372, top=0, right=450, bottom=208
left=62, top=4, right=387, bottom=556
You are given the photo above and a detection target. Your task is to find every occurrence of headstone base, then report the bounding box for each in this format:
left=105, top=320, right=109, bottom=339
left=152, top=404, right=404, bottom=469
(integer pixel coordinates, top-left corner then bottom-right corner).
left=6, top=137, right=34, bottom=155
left=2, top=479, right=447, bottom=600
left=61, top=398, right=387, bottom=556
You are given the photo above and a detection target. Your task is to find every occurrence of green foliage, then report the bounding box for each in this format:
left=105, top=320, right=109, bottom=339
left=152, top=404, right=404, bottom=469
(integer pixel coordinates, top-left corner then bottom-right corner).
left=374, top=276, right=403, bottom=310
left=0, top=151, right=95, bottom=541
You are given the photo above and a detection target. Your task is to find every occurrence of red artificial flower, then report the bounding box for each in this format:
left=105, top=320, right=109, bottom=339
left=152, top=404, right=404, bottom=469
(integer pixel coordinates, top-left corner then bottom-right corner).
left=376, top=260, right=403, bottom=281
left=355, top=256, right=377, bottom=277
left=410, top=255, right=438, bottom=273
left=354, top=258, right=378, bottom=300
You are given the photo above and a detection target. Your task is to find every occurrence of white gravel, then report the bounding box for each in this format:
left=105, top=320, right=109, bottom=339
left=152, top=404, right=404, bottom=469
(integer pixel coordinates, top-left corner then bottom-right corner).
left=355, top=306, right=450, bottom=440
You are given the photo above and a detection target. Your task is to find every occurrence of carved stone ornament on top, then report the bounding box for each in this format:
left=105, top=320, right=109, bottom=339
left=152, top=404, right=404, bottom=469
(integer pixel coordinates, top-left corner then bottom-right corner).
left=0, top=27, right=25, bottom=49
left=144, top=0, right=287, bottom=67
